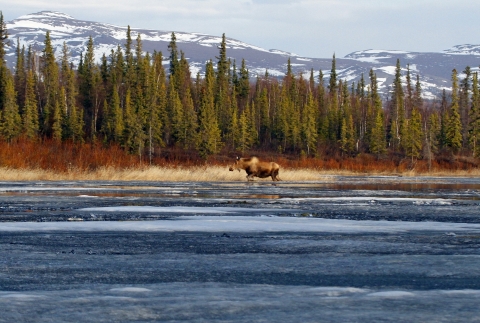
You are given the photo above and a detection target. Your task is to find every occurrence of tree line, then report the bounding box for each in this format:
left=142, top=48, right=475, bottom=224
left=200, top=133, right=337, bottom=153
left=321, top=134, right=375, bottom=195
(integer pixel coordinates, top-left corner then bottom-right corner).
left=0, top=12, right=479, bottom=164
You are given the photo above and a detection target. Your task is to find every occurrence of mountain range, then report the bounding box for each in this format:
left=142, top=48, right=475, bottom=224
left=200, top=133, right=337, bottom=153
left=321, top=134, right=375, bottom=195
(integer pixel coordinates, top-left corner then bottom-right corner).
left=5, top=11, right=480, bottom=99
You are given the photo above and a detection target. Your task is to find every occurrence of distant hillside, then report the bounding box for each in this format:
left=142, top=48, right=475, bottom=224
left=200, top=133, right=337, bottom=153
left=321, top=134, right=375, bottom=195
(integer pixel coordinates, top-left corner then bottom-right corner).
left=5, top=11, right=480, bottom=99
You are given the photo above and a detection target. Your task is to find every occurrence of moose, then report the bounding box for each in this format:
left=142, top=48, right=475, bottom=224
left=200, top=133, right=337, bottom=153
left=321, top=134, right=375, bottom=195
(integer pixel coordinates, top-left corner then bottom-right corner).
left=229, top=156, right=281, bottom=181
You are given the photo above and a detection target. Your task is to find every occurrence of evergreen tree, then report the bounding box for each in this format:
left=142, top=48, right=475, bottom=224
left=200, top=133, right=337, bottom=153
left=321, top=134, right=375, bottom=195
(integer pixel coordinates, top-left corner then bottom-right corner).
left=405, top=64, right=413, bottom=116
left=369, top=108, right=386, bottom=156
left=226, top=86, right=239, bottom=149
left=445, top=69, right=463, bottom=153
left=181, top=87, right=198, bottom=150
left=197, top=61, right=222, bottom=158
left=52, top=90, right=64, bottom=141
left=302, top=92, right=318, bottom=155
left=413, top=74, right=423, bottom=109
left=426, top=111, right=440, bottom=169
left=367, top=70, right=386, bottom=155
left=389, top=59, right=404, bottom=150
left=169, top=80, right=185, bottom=145
left=215, top=34, right=231, bottom=135
left=22, top=70, right=39, bottom=139
left=0, top=73, right=21, bottom=141
left=79, top=36, right=101, bottom=139
left=63, top=50, right=84, bottom=142
left=168, top=32, right=179, bottom=81
left=340, top=114, right=356, bottom=155
left=122, top=89, right=145, bottom=158
left=124, top=25, right=134, bottom=88
left=102, top=82, right=123, bottom=143
left=327, top=54, right=339, bottom=142
left=0, top=11, right=8, bottom=111
left=460, top=66, right=471, bottom=146
left=41, top=31, right=60, bottom=136
left=469, top=72, right=480, bottom=157
left=339, top=82, right=355, bottom=155
left=237, top=59, right=250, bottom=103
left=257, top=87, right=270, bottom=146
left=146, top=51, right=166, bottom=161
left=14, top=39, right=26, bottom=110
left=317, top=70, right=329, bottom=141
left=403, top=107, right=423, bottom=162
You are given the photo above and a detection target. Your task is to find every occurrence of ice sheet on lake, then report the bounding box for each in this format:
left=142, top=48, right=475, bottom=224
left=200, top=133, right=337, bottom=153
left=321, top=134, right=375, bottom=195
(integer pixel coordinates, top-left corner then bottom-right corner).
left=2, top=215, right=480, bottom=233
left=279, top=197, right=454, bottom=205
left=2, top=284, right=480, bottom=322
left=78, top=206, right=288, bottom=213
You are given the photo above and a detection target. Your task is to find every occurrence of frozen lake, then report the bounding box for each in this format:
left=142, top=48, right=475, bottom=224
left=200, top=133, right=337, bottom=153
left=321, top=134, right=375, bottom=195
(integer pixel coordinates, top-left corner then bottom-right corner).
left=1, top=176, right=480, bottom=322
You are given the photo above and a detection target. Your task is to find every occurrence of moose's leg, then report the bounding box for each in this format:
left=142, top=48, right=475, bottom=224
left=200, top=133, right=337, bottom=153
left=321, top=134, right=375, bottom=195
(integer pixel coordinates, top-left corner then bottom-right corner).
left=272, top=169, right=280, bottom=181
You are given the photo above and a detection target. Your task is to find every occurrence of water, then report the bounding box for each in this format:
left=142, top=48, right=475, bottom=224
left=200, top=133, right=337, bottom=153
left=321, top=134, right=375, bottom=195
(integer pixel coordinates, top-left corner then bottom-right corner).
left=1, top=176, right=480, bottom=322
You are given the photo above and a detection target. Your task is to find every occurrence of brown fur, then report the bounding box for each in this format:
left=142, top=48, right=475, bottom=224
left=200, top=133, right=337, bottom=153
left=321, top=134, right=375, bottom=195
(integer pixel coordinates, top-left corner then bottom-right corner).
left=229, top=156, right=281, bottom=181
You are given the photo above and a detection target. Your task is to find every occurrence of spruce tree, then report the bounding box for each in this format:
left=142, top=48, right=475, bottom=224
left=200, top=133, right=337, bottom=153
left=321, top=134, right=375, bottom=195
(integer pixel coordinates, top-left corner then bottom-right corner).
left=390, top=59, right=404, bottom=151
left=79, top=36, right=101, bottom=139
left=0, top=11, right=8, bottom=111
left=426, top=111, right=440, bottom=169
left=14, top=39, right=26, bottom=110
left=404, top=107, right=423, bottom=162
left=367, top=70, right=386, bottom=156
left=369, top=108, right=386, bottom=156
left=227, top=86, right=239, bottom=149
left=327, top=54, right=339, bottom=142
left=52, top=91, right=64, bottom=141
left=238, top=106, right=250, bottom=153
left=181, top=87, right=198, bottom=150
left=22, top=70, right=39, bottom=139
left=196, top=61, right=222, bottom=158
left=275, top=85, right=291, bottom=151
left=302, top=92, right=318, bottom=155
left=0, top=73, right=21, bottom=141
left=168, top=32, right=179, bottom=81
left=215, top=34, right=231, bottom=135
left=460, top=66, right=471, bottom=146
left=257, top=88, right=270, bottom=145
left=123, top=89, right=145, bottom=158
left=169, top=80, right=185, bottom=145
left=469, top=72, right=480, bottom=157
left=445, top=69, right=463, bottom=153
left=41, top=31, right=60, bottom=136
left=339, top=82, right=355, bottom=155
left=317, top=70, right=329, bottom=141
left=238, top=59, right=250, bottom=103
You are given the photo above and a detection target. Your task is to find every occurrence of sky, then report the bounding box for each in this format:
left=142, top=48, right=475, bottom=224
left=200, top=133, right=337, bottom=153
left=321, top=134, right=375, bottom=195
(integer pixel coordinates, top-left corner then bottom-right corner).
left=1, top=0, right=479, bottom=58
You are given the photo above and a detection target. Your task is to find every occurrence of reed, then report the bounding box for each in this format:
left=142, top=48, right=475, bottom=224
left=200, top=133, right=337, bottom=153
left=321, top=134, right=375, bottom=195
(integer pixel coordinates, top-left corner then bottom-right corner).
left=1, top=165, right=479, bottom=182
left=0, top=139, right=479, bottom=181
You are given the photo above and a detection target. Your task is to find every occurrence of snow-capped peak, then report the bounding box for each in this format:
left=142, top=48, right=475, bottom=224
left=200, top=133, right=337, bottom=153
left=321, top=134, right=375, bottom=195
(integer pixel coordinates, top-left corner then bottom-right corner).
left=443, top=44, right=480, bottom=55
left=19, top=11, right=75, bottom=19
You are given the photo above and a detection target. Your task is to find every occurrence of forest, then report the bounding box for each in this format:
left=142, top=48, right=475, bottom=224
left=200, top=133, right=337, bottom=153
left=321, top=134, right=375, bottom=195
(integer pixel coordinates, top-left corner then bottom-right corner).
left=0, top=12, right=479, bottom=173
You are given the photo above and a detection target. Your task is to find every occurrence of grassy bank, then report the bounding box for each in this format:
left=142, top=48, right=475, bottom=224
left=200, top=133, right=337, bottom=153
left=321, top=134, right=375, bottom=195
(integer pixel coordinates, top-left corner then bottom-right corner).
left=1, top=165, right=479, bottom=182
left=0, top=140, right=479, bottom=181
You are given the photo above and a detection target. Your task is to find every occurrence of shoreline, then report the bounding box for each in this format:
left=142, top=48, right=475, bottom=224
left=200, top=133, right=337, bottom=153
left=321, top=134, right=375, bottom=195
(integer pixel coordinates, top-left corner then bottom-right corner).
left=0, top=166, right=479, bottom=182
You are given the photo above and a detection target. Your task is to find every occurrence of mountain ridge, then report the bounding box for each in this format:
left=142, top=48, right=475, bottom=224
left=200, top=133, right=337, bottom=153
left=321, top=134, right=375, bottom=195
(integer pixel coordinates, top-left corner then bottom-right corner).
left=5, top=11, right=480, bottom=99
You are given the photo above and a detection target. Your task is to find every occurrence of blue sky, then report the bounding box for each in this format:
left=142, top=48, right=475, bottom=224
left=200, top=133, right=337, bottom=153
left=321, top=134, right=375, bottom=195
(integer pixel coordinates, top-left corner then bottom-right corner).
left=1, top=0, right=479, bottom=58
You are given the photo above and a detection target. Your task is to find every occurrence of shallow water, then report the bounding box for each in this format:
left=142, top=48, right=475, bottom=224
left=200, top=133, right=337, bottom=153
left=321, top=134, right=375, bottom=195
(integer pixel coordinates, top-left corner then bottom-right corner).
left=1, top=176, right=480, bottom=322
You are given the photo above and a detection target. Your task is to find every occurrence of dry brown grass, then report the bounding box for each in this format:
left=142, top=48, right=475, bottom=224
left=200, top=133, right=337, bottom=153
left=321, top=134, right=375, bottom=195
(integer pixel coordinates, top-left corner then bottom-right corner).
left=1, top=165, right=479, bottom=182
left=0, top=139, right=479, bottom=181
left=0, top=166, right=334, bottom=182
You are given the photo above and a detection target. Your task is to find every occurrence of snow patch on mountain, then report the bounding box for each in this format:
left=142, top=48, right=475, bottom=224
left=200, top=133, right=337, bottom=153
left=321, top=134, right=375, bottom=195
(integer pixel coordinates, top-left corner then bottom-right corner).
left=4, top=11, right=480, bottom=99
left=443, top=44, right=480, bottom=55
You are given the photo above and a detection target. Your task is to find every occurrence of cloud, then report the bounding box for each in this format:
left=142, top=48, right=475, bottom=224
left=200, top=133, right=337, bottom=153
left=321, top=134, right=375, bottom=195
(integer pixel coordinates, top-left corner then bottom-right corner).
left=1, top=0, right=480, bottom=58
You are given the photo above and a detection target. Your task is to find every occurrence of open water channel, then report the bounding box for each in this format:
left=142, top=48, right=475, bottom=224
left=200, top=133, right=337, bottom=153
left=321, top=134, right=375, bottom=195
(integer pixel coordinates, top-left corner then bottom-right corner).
left=1, top=176, right=480, bottom=322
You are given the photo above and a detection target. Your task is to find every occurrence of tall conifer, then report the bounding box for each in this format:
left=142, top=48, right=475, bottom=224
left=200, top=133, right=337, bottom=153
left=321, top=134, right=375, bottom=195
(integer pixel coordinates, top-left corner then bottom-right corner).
left=445, top=69, right=463, bottom=153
